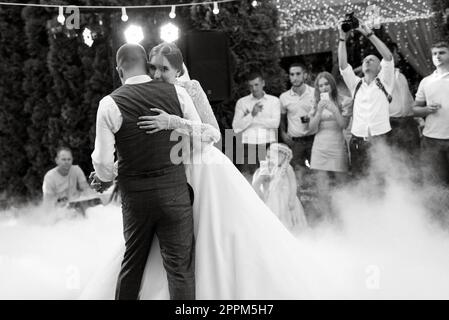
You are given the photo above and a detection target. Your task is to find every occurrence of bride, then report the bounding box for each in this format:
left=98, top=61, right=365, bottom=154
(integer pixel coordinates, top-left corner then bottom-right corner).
left=81, top=43, right=331, bottom=300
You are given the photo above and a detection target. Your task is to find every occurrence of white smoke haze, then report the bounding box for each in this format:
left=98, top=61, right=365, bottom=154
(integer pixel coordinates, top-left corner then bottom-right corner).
left=0, top=142, right=448, bottom=299
left=0, top=204, right=123, bottom=300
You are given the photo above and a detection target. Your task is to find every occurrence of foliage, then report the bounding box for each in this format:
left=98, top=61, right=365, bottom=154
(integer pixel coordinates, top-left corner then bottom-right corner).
left=189, top=0, right=287, bottom=129
left=432, top=0, right=449, bottom=40
left=0, top=6, right=30, bottom=202
left=0, top=0, right=284, bottom=203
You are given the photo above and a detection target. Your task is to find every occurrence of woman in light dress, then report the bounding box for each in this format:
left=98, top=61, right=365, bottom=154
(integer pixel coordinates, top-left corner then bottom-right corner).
left=80, top=43, right=336, bottom=300
left=308, top=72, right=351, bottom=219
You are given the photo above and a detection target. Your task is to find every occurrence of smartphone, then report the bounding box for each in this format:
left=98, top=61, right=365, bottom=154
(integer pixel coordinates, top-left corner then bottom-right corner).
left=320, top=92, right=330, bottom=101
left=259, top=160, right=270, bottom=176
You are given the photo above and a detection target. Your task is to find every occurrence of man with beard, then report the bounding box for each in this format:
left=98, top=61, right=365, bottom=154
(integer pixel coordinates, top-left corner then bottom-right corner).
left=280, top=63, right=316, bottom=179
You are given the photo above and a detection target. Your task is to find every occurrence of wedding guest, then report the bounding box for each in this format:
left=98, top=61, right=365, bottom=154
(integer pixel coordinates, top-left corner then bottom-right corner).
left=413, top=40, right=449, bottom=186
left=308, top=72, right=351, bottom=203
left=338, top=21, right=394, bottom=178
left=232, top=72, right=281, bottom=174
left=353, top=43, right=420, bottom=157
left=42, top=147, right=93, bottom=213
left=279, top=63, right=316, bottom=185
left=252, top=143, right=307, bottom=231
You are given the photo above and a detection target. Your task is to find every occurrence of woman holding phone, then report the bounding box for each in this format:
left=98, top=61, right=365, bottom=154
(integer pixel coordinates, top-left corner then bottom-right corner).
left=308, top=72, right=352, bottom=218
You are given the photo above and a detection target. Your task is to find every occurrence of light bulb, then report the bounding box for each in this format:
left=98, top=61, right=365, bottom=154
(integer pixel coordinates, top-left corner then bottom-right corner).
left=252, top=0, right=258, bottom=7
left=121, top=7, right=128, bottom=22
left=213, top=2, right=219, bottom=14
left=169, top=6, right=176, bottom=19
left=57, top=6, right=65, bottom=25
left=124, top=25, right=144, bottom=44
left=160, top=22, right=179, bottom=43
left=83, top=28, right=94, bottom=47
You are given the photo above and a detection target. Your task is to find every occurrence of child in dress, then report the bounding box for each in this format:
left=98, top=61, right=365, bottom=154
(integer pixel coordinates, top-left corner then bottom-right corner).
left=252, top=143, right=308, bottom=231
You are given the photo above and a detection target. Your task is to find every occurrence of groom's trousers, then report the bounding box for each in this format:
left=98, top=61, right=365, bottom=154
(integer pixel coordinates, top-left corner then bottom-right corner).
left=115, top=177, right=195, bottom=300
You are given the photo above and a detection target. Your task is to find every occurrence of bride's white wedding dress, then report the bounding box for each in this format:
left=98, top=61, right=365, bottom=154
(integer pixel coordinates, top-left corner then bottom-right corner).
left=80, top=80, right=334, bottom=300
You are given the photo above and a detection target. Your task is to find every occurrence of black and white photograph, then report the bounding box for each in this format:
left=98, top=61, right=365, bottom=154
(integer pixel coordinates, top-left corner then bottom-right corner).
left=1, top=0, right=449, bottom=304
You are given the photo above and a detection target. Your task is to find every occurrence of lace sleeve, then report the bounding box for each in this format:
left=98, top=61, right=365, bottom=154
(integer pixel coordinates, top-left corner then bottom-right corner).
left=167, top=115, right=219, bottom=143
left=187, top=80, right=220, bottom=131
left=169, top=80, right=221, bottom=143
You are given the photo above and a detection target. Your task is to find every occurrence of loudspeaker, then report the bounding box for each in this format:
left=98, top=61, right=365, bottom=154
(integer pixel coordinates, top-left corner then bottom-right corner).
left=179, top=31, right=231, bottom=102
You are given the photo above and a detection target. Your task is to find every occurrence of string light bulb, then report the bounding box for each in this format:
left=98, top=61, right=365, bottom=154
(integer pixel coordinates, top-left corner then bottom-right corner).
left=57, top=6, right=65, bottom=25
left=124, top=25, right=144, bottom=44
left=213, top=2, right=219, bottom=15
left=252, top=0, right=258, bottom=7
left=121, top=7, right=128, bottom=22
left=160, top=22, right=179, bottom=43
left=169, top=5, right=176, bottom=19
left=83, top=28, right=94, bottom=47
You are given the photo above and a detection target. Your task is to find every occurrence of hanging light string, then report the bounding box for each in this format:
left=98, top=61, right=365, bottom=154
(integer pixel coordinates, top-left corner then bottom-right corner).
left=0, top=0, right=238, bottom=9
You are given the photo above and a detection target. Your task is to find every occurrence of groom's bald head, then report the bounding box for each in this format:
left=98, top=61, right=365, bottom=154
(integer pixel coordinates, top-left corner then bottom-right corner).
left=116, top=43, right=148, bottom=71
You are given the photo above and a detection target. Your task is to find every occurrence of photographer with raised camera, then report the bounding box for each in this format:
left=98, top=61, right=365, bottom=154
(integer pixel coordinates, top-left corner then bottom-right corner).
left=338, top=14, right=394, bottom=178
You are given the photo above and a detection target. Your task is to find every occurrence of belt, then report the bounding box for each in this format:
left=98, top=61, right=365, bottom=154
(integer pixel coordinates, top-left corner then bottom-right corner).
left=351, top=133, right=388, bottom=143
left=390, top=116, right=416, bottom=126
left=292, top=135, right=314, bottom=142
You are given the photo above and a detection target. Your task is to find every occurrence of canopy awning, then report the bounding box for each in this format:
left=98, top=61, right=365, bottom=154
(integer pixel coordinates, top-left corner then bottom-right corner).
left=276, top=0, right=435, bottom=76
left=277, top=0, right=433, bottom=36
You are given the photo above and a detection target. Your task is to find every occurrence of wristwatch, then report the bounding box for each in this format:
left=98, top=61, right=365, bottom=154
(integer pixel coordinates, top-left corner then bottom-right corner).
left=366, top=31, right=374, bottom=38
left=339, top=38, right=346, bottom=42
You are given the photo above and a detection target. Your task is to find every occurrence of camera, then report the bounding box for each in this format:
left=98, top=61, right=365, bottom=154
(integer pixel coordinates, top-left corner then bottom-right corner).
left=341, top=12, right=359, bottom=32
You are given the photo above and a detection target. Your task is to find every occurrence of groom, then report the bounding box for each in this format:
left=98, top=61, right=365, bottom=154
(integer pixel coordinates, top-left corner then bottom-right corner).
left=91, top=43, right=201, bottom=300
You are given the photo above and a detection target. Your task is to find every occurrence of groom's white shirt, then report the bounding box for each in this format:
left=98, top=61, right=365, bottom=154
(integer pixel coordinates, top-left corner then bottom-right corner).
left=92, top=75, right=201, bottom=182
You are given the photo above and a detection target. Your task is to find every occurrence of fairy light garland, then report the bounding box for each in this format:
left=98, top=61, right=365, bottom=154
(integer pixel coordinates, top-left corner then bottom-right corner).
left=276, top=0, right=434, bottom=35
left=0, top=0, right=237, bottom=9
left=0, top=0, right=237, bottom=20
left=277, top=0, right=436, bottom=73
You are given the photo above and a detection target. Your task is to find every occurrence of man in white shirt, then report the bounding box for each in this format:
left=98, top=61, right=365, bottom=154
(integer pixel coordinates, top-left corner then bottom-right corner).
left=232, top=72, right=281, bottom=174
left=279, top=62, right=316, bottom=172
left=338, top=21, right=394, bottom=178
left=413, top=40, right=449, bottom=186
left=43, top=147, right=90, bottom=207
left=90, top=43, right=200, bottom=300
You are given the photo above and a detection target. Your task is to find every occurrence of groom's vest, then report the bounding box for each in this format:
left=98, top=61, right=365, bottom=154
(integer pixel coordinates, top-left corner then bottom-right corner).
left=110, top=81, right=186, bottom=192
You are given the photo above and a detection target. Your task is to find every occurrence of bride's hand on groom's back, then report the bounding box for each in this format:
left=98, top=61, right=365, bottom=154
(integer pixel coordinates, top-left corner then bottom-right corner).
left=137, top=108, right=170, bottom=134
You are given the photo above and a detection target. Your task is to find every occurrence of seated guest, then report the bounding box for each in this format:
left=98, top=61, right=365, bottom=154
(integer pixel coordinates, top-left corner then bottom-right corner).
left=43, top=147, right=97, bottom=215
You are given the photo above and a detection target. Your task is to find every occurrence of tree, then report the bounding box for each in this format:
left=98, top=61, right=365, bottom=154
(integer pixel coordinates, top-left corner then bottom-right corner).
left=0, top=6, right=30, bottom=203
left=0, top=0, right=286, bottom=203
left=188, top=0, right=287, bottom=130
left=432, top=0, right=449, bottom=40
left=22, top=6, right=55, bottom=199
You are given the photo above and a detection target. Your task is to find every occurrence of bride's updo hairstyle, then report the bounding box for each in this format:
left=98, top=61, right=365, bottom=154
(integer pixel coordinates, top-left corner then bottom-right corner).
left=148, top=42, right=185, bottom=76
